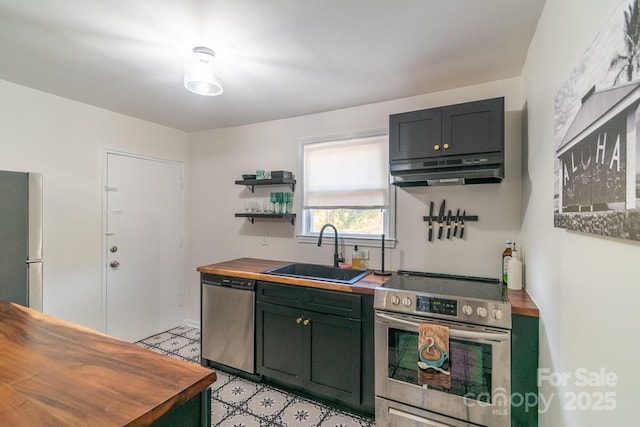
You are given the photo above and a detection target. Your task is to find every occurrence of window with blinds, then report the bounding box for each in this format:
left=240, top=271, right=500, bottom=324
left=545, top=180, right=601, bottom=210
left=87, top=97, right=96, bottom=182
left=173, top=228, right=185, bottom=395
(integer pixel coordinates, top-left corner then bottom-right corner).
left=301, top=132, right=392, bottom=238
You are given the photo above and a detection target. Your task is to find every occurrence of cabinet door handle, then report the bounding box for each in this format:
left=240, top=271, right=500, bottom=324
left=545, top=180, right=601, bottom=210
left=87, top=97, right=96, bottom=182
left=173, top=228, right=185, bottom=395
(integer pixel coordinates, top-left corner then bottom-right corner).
left=433, top=144, right=440, bottom=151
left=443, top=143, right=450, bottom=150
left=296, top=317, right=303, bottom=324
left=303, top=319, right=310, bottom=326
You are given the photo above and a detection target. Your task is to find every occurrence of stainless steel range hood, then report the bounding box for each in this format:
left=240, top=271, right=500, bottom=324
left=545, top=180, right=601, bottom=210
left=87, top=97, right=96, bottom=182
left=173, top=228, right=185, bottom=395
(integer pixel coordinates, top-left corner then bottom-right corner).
left=390, top=152, right=504, bottom=187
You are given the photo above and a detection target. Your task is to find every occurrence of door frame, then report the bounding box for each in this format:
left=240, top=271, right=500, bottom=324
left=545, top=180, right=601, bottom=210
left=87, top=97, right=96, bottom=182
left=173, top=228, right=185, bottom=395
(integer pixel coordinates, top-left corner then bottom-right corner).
left=101, top=149, right=185, bottom=335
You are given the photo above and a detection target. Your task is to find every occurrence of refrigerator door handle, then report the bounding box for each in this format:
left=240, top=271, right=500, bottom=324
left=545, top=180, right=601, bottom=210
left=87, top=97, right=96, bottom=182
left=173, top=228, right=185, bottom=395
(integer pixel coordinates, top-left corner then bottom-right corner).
left=27, top=172, right=43, bottom=312
left=28, top=173, right=43, bottom=261
left=27, top=261, right=43, bottom=312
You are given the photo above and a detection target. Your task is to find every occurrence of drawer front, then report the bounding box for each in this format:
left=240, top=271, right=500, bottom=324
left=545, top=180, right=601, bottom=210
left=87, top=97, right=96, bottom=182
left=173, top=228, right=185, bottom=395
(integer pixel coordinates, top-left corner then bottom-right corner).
left=257, top=282, right=362, bottom=318
left=306, top=288, right=361, bottom=319
left=256, top=281, right=305, bottom=309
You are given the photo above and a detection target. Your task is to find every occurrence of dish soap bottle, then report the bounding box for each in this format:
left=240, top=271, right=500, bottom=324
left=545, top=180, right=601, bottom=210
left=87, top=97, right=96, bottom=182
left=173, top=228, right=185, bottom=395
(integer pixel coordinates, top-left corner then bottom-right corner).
left=502, top=240, right=512, bottom=285
left=352, top=245, right=362, bottom=270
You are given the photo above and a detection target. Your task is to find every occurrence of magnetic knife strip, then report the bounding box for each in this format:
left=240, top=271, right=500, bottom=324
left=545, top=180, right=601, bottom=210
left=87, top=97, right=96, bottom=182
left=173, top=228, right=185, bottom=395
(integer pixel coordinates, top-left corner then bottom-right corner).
left=423, top=200, right=478, bottom=241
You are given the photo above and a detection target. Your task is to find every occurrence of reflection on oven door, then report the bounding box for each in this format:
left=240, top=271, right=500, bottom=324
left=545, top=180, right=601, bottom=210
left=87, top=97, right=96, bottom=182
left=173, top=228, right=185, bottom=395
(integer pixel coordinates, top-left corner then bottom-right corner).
left=376, top=397, right=479, bottom=427
left=374, top=312, right=511, bottom=427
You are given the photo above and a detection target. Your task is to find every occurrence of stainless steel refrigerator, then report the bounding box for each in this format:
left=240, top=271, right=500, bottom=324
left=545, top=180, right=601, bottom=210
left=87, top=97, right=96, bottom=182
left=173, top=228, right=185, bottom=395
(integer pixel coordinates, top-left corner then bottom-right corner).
left=0, top=170, right=43, bottom=311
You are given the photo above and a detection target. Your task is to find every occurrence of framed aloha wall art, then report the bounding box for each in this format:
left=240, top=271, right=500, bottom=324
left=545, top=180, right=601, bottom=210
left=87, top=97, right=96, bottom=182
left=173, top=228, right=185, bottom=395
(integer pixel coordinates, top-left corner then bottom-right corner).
left=554, top=0, right=640, bottom=240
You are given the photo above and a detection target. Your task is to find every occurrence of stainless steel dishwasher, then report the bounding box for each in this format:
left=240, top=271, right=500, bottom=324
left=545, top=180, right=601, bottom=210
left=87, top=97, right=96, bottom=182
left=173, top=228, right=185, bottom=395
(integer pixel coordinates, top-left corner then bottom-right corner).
left=201, top=274, right=255, bottom=374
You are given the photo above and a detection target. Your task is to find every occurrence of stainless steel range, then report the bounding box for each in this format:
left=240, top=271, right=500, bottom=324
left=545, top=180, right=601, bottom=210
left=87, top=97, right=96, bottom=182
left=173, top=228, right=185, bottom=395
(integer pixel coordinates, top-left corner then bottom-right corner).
left=374, top=271, right=511, bottom=427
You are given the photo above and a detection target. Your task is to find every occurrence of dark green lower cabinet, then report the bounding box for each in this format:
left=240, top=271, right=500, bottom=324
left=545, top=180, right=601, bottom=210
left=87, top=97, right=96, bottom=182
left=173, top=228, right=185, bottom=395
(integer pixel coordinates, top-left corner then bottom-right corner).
left=511, top=314, right=539, bottom=427
left=359, top=294, right=374, bottom=412
left=151, top=388, right=211, bottom=427
left=306, top=310, right=361, bottom=405
left=256, top=282, right=373, bottom=415
left=257, top=301, right=305, bottom=384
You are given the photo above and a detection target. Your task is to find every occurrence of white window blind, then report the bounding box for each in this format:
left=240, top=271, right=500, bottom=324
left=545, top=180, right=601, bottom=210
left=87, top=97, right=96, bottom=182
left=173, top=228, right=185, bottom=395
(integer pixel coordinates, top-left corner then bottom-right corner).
left=303, top=134, right=389, bottom=209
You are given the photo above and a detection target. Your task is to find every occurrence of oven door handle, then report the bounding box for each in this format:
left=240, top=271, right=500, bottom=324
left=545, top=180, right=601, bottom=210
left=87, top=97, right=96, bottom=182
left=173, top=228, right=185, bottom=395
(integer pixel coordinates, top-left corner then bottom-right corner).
left=375, top=312, right=509, bottom=342
left=388, top=408, right=452, bottom=426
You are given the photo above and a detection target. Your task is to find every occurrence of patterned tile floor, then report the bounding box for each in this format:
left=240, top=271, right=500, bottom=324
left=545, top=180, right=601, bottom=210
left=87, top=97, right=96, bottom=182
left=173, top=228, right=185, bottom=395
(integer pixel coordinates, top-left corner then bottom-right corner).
left=136, top=326, right=375, bottom=427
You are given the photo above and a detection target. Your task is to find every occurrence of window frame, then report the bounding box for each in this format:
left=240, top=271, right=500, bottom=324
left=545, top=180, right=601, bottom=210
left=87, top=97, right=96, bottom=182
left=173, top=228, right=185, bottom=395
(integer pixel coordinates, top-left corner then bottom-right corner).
left=297, top=129, right=396, bottom=248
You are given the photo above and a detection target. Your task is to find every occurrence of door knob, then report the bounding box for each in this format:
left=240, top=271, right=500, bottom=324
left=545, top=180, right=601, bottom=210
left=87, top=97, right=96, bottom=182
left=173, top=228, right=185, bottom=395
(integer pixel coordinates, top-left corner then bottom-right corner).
left=443, top=143, right=450, bottom=150
left=303, top=319, right=310, bottom=326
left=296, top=317, right=303, bottom=324
left=110, top=260, right=120, bottom=268
left=433, top=144, right=440, bottom=151
left=110, top=246, right=118, bottom=253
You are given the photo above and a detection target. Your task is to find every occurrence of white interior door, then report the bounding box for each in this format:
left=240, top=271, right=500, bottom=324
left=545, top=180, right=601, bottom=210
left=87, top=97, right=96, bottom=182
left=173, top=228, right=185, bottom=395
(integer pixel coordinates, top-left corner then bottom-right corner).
left=105, top=152, right=183, bottom=342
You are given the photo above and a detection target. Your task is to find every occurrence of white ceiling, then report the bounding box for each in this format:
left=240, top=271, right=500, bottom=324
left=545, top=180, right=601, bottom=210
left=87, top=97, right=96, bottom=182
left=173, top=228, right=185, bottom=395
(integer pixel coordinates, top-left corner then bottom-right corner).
left=0, top=0, right=546, bottom=132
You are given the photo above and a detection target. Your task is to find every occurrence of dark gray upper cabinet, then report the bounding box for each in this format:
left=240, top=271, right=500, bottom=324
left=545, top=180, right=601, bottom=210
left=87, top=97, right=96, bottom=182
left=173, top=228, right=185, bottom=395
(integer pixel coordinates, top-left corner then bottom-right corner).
left=390, top=108, right=442, bottom=160
left=442, top=98, right=503, bottom=156
left=389, top=97, right=504, bottom=161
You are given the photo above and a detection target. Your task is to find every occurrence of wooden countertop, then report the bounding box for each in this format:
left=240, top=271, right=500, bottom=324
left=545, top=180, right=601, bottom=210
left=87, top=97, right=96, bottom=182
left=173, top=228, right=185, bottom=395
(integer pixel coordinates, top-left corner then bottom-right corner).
left=197, top=257, right=539, bottom=316
left=506, top=288, right=539, bottom=317
left=0, top=300, right=216, bottom=426
left=197, top=257, right=391, bottom=295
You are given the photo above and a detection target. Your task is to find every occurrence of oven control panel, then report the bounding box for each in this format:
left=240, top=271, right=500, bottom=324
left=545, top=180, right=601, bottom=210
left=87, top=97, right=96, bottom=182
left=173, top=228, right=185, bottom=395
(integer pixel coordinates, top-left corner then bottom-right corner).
left=416, top=296, right=457, bottom=316
left=375, top=291, right=512, bottom=328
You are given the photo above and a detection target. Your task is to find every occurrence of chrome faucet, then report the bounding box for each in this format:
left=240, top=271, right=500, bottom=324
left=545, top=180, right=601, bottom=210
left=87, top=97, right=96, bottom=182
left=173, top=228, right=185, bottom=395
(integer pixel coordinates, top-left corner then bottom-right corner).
left=317, top=223, right=344, bottom=268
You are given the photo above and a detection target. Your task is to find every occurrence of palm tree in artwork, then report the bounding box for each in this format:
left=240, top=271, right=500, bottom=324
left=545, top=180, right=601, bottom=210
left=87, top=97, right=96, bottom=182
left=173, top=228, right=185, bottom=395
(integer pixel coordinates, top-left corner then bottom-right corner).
left=610, top=0, right=640, bottom=84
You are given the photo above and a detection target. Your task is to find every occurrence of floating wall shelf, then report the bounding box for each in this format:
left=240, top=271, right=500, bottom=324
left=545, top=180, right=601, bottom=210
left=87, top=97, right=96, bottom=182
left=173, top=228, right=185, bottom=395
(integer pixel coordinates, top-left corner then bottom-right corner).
left=235, top=213, right=296, bottom=225
left=235, top=178, right=296, bottom=193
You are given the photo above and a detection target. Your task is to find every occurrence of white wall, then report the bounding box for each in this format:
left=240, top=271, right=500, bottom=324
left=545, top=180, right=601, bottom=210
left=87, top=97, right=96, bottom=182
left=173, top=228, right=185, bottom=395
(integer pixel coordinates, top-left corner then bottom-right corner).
left=186, top=77, right=523, bottom=324
left=521, top=0, right=639, bottom=425
left=0, top=79, right=188, bottom=331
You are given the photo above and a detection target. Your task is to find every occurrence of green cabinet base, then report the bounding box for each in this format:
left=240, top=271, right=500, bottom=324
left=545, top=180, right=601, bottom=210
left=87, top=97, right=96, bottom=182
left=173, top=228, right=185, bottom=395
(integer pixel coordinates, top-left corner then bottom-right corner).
left=152, top=388, right=211, bottom=427
left=256, top=282, right=374, bottom=416
left=511, top=314, right=539, bottom=427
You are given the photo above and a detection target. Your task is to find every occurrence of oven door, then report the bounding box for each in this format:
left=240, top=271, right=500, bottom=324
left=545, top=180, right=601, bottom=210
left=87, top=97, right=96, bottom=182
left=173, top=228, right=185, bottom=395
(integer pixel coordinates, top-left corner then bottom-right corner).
left=375, top=310, right=510, bottom=427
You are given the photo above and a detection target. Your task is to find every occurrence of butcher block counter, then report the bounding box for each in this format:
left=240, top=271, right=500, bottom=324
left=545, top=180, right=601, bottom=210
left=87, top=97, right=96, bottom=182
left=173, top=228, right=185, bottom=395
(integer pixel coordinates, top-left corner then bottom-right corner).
left=197, top=257, right=390, bottom=295
left=197, top=257, right=538, bottom=315
left=0, top=300, right=216, bottom=427
left=506, top=288, right=539, bottom=317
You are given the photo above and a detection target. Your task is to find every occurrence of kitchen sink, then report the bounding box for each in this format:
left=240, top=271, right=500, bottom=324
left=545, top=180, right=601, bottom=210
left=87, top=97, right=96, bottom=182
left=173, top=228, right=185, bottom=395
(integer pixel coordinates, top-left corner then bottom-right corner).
left=262, top=263, right=371, bottom=284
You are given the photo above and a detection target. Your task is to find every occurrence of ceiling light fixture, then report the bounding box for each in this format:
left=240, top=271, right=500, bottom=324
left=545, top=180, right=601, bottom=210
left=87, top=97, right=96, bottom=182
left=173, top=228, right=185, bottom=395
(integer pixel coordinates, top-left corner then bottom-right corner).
left=184, top=46, right=223, bottom=96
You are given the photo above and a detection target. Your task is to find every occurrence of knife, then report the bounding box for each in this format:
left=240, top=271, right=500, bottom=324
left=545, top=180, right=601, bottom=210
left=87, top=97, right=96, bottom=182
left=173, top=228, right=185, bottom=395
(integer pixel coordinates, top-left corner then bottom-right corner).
left=428, top=201, right=434, bottom=242
left=446, top=210, right=452, bottom=239
left=437, top=200, right=446, bottom=239
left=460, top=210, right=466, bottom=239
left=453, top=208, right=460, bottom=237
